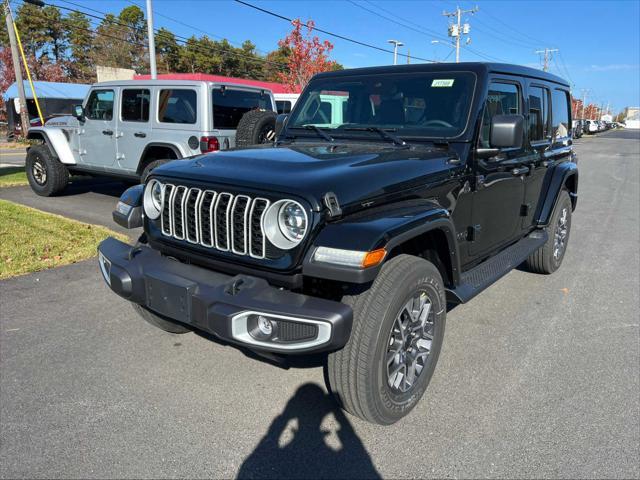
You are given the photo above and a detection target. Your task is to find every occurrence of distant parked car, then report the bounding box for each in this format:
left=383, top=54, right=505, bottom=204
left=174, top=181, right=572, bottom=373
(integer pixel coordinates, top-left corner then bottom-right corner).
left=274, top=93, right=300, bottom=114
left=586, top=120, right=599, bottom=134
left=572, top=120, right=583, bottom=138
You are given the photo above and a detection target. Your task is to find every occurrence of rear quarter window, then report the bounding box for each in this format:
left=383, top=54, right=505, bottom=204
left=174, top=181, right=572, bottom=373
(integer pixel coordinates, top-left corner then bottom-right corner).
left=158, top=89, right=197, bottom=124
left=212, top=89, right=272, bottom=129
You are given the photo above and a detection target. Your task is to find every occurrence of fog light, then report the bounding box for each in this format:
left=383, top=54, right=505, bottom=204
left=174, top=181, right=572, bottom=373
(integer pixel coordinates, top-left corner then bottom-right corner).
left=248, top=314, right=277, bottom=340
left=257, top=316, right=273, bottom=335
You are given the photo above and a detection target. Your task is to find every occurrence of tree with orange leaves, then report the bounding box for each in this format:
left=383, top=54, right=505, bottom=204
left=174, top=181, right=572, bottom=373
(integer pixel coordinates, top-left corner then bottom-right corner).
left=277, top=19, right=341, bottom=92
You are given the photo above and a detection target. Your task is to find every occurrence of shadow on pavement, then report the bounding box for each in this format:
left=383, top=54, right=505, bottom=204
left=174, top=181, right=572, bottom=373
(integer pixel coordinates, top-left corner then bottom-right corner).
left=61, top=177, right=131, bottom=198
left=237, top=383, right=381, bottom=480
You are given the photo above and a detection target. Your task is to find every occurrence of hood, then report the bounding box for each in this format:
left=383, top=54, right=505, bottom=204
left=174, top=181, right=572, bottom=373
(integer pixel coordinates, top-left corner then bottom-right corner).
left=153, top=143, right=458, bottom=211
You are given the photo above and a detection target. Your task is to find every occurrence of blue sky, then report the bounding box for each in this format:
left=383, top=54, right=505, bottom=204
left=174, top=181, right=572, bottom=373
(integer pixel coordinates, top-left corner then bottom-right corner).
left=89, top=0, right=640, bottom=113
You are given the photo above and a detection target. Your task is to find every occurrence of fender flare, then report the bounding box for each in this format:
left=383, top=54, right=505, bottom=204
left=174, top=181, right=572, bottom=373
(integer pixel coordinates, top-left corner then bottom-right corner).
left=26, top=128, right=76, bottom=165
left=302, top=204, right=461, bottom=286
left=136, top=143, right=184, bottom=174
left=535, top=161, right=578, bottom=227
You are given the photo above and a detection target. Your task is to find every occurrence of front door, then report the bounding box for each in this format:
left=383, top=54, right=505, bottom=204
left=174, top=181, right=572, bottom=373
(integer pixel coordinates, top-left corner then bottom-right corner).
left=79, top=88, right=117, bottom=167
left=469, top=79, right=528, bottom=258
left=116, top=88, right=152, bottom=172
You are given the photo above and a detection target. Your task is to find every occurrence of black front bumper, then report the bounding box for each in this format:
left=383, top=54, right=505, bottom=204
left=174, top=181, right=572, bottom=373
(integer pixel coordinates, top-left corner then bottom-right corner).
left=98, top=237, right=353, bottom=354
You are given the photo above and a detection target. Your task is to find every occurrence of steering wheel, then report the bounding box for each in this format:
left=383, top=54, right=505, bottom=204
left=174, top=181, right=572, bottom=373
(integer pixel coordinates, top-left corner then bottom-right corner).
left=423, top=119, right=453, bottom=128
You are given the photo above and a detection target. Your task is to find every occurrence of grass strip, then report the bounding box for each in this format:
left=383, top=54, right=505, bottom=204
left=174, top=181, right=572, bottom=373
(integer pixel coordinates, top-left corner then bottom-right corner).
left=0, top=199, right=128, bottom=279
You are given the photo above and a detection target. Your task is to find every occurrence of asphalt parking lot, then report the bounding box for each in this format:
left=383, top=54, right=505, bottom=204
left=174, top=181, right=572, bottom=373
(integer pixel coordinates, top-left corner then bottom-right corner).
left=1, top=130, right=639, bottom=479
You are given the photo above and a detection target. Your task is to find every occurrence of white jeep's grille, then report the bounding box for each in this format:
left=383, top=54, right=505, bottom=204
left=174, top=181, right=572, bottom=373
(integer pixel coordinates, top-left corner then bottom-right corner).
left=160, top=184, right=270, bottom=259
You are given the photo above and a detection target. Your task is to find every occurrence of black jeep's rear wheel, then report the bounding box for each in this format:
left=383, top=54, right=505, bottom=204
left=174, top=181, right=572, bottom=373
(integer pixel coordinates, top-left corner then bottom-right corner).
left=25, top=145, right=69, bottom=196
left=326, top=255, right=447, bottom=425
left=132, top=303, right=191, bottom=334
left=525, top=190, right=572, bottom=274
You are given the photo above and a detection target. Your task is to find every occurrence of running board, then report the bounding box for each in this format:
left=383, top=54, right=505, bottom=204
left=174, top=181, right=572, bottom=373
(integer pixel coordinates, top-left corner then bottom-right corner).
left=446, top=231, right=548, bottom=304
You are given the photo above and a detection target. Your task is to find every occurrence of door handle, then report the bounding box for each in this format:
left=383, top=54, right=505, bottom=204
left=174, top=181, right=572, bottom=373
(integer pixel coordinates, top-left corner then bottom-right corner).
left=102, top=129, right=113, bottom=136
left=134, top=132, right=147, bottom=138
left=511, top=166, right=530, bottom=176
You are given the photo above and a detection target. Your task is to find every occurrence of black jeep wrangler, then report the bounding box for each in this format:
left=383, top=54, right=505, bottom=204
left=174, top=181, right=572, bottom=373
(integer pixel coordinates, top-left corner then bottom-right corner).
left=98, top=63, right=577, bottom=425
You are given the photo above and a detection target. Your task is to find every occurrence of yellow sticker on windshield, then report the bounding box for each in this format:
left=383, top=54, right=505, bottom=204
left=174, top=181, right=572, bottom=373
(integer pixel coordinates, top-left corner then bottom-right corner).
left=431, top=79, right=455, bottom=87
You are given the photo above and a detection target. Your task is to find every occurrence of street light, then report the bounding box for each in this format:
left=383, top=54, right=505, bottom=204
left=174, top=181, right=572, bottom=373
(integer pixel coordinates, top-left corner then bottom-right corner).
left=430, top=40, right=456, bottom=63
left=388, top=39, right=404, bottom=65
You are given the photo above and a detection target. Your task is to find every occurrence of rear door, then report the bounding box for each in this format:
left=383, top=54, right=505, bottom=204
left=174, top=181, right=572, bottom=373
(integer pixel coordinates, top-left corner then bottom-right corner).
left=211, top=87, right=274, bottom=148
left=115, top=87, right=152, bottom=172
left=521, top=81, right=552, bottom=230
left=79, top=88, right=118, bottom=167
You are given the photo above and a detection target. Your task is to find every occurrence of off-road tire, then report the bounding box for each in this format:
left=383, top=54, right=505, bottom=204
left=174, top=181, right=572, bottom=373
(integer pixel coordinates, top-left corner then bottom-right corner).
left=235, top=110, right=277, bottom=148
left=132, top=303, right=191, bottom=334
left=141, top=159, right=170, bottom=183
left=25, top=145, right=69, bottom=196
left=525, top=190, right=572, bottom=274
left=326, top=254, right=447, bottom=425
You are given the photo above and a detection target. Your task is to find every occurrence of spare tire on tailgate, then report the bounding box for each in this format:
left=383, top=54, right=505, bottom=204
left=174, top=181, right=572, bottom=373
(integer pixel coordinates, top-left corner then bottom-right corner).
left=235, top=109, right=277, bottom=147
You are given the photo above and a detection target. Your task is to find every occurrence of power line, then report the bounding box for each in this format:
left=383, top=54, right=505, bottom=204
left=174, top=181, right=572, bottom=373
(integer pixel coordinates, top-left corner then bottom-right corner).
left=234, top=0, right=435, bottom=63
left=37, top=0, right=290, bottom=71
left=353, top=0, right=505, bottom=63
left=13, top=0, right=289, bottom=75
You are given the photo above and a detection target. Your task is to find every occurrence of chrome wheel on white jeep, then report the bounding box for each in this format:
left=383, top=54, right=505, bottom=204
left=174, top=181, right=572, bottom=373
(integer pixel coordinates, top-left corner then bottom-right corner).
left=326, top=254, right=446, bottom=425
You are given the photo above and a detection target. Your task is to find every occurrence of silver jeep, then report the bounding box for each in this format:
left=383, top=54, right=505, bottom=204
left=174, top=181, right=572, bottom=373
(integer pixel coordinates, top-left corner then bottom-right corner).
left=24, top=80, right=276, bottom=196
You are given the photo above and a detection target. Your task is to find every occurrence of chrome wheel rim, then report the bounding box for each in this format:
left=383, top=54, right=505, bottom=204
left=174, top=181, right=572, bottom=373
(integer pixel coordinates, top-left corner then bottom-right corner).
left=259, top=126, right=276, bottom=143
left=386, top=291, right=434, bottom=394
left=553, top=208, right=568, bottom=260
left=32, top=158, right=47, bottom=185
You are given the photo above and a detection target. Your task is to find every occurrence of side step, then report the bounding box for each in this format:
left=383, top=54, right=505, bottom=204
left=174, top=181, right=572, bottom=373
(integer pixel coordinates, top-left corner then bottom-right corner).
left=446, top=230, right=548, bottom=304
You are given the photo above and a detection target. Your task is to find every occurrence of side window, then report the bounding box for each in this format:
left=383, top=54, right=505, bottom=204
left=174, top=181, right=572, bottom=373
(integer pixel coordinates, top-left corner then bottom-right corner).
left=552, top=89, right=570, bottom=139
left=528, top=86, right=550, bottom=142
left=85, top=89, right=114, bottom=121
left=276, top=100, right=291, bottom=114
left=121, top=89, right=150, bottom=122
left=479, top=82, right=521, bottom=147
left=158, top=89, right=197, bottom=124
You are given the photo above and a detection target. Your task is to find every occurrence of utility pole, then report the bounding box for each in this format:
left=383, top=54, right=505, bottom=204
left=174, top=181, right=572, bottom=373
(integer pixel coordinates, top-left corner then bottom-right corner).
left=580, top=88, right=590, bottom=120
left=534, top=48, right=559, bottom=72
left=443, top=5, right=478, bottom=63
left=387, top=39, right=404, bottom=65
left=146, top=0, right=157, bottom=79
left=3, top=0, right=30, bottom=134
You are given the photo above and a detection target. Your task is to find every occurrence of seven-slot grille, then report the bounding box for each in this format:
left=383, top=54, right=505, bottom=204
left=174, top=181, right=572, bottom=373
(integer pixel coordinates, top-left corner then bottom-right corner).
left=160, top=184, right=270, bottom=259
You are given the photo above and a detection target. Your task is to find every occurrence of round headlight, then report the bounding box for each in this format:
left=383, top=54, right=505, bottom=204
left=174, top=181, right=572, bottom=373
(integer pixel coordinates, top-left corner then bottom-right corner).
left=143, top=179, right=164, bottom=220
left=263, top=199, right=308, bottom=250
left=278, top=201, right=307, bottom=242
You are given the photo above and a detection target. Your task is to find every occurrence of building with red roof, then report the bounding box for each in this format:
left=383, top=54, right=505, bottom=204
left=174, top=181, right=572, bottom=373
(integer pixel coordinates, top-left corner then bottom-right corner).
left=134, top=73, right=299, bottom=94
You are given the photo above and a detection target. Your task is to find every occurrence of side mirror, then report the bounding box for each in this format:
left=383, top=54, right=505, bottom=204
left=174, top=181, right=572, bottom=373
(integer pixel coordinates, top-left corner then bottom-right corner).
left=73, top=104, right=85, bottom=121
left=275, top=113, right=288, bottom=138
left=490, top=114, right=524, bottom=149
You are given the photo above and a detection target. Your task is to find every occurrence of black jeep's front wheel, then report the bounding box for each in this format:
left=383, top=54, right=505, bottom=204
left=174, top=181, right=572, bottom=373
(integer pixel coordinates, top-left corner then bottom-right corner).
left=326, top=255, right=447, bottom=425
left=25, top=145, right=69, bottom=196
left=526, top=190, right=572, bottom=274
left=132, top=303, right=191, bottom=334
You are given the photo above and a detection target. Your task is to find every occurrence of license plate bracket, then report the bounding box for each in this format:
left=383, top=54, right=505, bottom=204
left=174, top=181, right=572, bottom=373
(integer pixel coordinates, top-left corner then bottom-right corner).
left=146, top=272, right=196, bottom=322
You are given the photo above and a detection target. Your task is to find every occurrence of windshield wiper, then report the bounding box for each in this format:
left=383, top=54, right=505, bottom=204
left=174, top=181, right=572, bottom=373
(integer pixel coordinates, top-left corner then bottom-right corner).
left=344, top=126, right=409, bottom=147
left=290, top=125, right=334, bottom=142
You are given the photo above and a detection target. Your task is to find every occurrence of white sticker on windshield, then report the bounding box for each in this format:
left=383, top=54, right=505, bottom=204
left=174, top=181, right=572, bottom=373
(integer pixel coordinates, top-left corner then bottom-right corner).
left=431, top=79, right=455, bottom=87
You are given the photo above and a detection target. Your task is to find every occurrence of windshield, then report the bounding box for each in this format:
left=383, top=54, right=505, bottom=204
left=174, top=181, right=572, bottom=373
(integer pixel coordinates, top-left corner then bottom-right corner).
left=286, top=72, right=476, bottom=139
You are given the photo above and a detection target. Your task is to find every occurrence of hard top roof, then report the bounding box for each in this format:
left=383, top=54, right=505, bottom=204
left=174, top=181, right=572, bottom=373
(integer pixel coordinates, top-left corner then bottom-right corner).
left=313, top=62, right=570, bottom=87
left=91, top=79, right=274, bottom=92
